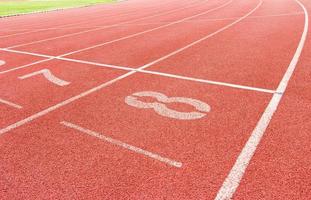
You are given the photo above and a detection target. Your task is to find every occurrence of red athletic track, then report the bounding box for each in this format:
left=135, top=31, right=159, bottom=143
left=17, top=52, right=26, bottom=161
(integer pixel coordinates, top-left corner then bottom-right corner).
left=0, top=0, right=310, bottom=199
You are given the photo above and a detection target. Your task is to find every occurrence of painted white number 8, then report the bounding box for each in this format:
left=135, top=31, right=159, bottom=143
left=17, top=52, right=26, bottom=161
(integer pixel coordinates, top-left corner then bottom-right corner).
left=125, top=91, right=211, bottom=120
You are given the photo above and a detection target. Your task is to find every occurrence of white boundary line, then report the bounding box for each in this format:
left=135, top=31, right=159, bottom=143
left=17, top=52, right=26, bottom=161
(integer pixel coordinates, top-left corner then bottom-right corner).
left=61, top=121, right=182, bottom=168
left=214, top=0, right=308, bottom=199
left=0, top=1, right=262, bottom=136
left=0, top=48, right=276, bottom=94
left=4, top=0, right=209, bottom=48
left=0, top=98, right=22, bottom=109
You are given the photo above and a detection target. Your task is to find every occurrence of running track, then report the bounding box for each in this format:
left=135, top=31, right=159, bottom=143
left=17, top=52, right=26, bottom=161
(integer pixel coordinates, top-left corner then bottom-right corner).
left=0, top=0, right=310, bottom=199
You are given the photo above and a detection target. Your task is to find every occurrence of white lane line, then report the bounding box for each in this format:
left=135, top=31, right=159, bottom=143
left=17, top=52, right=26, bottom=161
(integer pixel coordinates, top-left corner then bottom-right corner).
left=61, top=121, right=182, bottom=168
left=0, top=98, right=22, bottom=109
left=5, top=0, right=209, bottom=49
left=0, top=48, right=276, bottom=94
left=215, top=0, right=308, bottom=199
left=0, top=2, right=262, bottom=136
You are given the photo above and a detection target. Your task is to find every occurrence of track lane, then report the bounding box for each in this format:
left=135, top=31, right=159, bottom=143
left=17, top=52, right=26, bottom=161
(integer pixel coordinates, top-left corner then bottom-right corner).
left=7, top=0, right=222, bottom=53
left=0, top=0, right=200, bottom=47
left=0, top=0, right=236, bottom=74
left=0, top=0, right=308, bottom=199
left=0, top=72, right=272, bottom=199
left=0, top=0, right=184, bottom=30
left=0, top=0, right=197, bottom=44
left=223, top=0, right=311, bottom=199
left=233, top=83, right=311, bottom=200
left=215, top=0, right=309, bottom=198
left=148, top=14, right=304, bottom=89
left=62, top=0, right=260, bottom=67
left=0, top=0, right=262, bottom=136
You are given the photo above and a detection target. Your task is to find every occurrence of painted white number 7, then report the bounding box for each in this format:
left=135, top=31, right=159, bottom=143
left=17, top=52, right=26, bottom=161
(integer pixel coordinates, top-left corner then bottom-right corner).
left=18, top=69, right=70, bottom=87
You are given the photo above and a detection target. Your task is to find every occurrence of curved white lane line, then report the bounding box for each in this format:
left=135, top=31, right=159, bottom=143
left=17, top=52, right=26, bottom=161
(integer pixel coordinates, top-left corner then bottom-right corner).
left=215, top=0, right=308, bottom=199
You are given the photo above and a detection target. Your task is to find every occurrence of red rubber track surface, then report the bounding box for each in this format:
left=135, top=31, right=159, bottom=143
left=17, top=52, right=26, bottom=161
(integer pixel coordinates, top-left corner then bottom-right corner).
left=0, top=0, right=310, bottom=199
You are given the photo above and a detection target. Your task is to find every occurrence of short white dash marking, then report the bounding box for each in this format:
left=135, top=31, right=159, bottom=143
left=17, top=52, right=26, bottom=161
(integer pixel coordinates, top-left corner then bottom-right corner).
left=0, top=98, right=22, bottom=109
left=61, top=121, right=182, bottom=168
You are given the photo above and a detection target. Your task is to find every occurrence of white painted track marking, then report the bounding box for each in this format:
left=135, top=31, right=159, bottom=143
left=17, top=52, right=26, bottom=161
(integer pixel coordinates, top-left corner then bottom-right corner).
left=125, top=91, right=211, bottom=120
left=5, top=0, right=209, bottom=49
left=0, top=2, right=262, bottom=136
left=18, top=69, right=70, bottom=87
left=0, top=60, right=5, bottom=66
left=0, top=98, right=22, bottom=109
left=0, top=48, right=277, bottom=94
left=215, top=0, right=308, bottom=199
left=61, top=121, right=182, bottom=168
